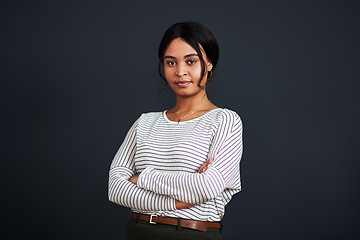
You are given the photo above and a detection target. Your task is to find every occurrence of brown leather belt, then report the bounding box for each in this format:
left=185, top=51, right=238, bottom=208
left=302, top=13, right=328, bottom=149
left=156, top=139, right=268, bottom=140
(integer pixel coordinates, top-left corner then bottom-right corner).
left=131, top=213, right=221, bottom=232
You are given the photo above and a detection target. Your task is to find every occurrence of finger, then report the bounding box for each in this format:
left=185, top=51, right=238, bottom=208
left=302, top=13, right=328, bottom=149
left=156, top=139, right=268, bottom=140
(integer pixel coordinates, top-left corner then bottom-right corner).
left=204, top=159, right=213, bottom=169
left=197, top=162, right=207, bottom=173
left=204, top=159, right=214, bottom=171
left=198, top=158, right=214, bottom=173
left=200, top=164, right=208, bottom=173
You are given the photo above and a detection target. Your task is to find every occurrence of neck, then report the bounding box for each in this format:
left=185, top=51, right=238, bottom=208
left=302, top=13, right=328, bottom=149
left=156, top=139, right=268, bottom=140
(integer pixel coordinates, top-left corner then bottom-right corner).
left=173, top=92, right=210, bottom=112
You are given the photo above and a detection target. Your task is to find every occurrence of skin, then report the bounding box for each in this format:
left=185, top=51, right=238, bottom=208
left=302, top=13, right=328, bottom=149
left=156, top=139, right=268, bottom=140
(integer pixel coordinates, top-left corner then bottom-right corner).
left=129, top=38, right=217, bottom=209
left=163, top=38, right=218, bottom=120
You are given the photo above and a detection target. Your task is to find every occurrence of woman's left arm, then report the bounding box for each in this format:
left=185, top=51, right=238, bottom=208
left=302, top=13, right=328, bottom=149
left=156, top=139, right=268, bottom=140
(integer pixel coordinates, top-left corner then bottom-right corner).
left=136, top=111, right=243, bottom=204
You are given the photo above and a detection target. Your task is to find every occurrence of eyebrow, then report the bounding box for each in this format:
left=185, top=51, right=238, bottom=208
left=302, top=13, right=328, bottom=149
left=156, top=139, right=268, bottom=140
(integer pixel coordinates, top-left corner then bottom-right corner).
left=164, top=53, right=198, bottom=59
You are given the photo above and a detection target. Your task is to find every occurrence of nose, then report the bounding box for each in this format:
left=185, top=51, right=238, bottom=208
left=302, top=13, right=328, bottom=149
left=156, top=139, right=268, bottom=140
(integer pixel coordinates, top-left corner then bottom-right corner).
left=176, top=63, right=187, bottom=77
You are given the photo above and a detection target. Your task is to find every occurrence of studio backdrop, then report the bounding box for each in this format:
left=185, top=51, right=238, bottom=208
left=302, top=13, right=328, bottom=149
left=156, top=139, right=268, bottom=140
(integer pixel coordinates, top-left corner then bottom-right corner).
left=1, top=1, right=359, bottom=239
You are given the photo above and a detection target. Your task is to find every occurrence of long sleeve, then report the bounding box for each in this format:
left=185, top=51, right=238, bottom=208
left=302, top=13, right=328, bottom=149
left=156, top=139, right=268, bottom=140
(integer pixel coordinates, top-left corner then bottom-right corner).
left=137, top=110, right=243, bottom=205
left=108, top=118, right=176, bottom=211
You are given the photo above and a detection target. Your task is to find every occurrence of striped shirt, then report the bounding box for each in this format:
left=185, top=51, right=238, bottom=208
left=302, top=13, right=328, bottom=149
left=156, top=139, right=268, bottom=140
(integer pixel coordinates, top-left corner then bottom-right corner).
left=108, top=108, right=243, bottom=221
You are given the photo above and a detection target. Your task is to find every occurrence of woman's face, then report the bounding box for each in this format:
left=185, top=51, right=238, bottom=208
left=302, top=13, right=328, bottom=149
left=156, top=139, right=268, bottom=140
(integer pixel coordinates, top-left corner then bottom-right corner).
left=163, top=38, right=212, bottom=98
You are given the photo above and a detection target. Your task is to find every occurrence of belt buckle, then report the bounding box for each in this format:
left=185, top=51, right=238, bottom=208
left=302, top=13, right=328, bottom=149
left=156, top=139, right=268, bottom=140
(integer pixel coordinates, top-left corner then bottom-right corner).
left=149, top=214, right=158, bottom=224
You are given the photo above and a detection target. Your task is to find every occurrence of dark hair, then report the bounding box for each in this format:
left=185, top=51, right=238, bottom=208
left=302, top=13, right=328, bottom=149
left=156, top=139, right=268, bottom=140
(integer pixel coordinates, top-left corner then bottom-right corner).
left=158, top=21, right=219, bottom=86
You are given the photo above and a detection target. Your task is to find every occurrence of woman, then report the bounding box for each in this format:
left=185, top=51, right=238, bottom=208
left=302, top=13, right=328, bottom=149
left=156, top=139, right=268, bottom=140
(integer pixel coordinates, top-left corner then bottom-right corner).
left=108, top=21, right=243, bottom=240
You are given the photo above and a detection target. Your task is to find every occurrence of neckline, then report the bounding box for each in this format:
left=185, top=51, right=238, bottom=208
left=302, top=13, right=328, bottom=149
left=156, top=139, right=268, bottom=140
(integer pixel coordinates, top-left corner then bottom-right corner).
left=163, top=108, right=222, bottom=124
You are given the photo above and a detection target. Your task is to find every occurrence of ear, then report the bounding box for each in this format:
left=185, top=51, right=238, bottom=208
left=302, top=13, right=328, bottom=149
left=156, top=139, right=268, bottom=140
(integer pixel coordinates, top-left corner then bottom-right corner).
left=207, top=60, right=213, bottom=72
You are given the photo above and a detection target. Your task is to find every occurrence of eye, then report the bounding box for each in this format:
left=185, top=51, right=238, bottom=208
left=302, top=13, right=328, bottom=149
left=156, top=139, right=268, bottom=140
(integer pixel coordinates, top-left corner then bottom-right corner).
left=187, top=59, right=197, bottom=65
left=166, top=61, right=176, bottom=66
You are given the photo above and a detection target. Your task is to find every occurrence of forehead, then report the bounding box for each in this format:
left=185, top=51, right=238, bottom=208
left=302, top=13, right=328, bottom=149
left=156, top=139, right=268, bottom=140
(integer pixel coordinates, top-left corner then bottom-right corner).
left=164, top=38, right=198, bottom=56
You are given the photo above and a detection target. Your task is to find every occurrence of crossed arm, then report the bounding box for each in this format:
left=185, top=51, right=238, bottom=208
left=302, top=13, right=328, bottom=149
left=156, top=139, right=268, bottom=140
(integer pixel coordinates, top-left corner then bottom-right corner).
left=108, top=119, right=214, bottom=211
left=128, top=159, right=214, bottom=209
left=109, top=111, right=242, bottom=211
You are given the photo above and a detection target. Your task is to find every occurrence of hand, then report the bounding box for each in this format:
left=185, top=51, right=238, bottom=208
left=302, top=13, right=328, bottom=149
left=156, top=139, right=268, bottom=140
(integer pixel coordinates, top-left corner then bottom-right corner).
left=129, top=174, right=140, bottom=184
left=175, top=200, right=195, bottom=209
left=197, top=158, right=214, bottom=173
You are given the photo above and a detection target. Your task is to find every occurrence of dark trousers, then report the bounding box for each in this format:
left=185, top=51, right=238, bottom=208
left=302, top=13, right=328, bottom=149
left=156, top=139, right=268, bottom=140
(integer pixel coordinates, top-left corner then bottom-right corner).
left=125, top=218, right=223, bottom=240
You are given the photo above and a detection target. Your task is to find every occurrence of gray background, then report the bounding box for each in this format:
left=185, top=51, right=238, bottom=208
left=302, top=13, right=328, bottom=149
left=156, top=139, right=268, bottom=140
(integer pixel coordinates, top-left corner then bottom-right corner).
left=1, top=0, right=360, bottom=239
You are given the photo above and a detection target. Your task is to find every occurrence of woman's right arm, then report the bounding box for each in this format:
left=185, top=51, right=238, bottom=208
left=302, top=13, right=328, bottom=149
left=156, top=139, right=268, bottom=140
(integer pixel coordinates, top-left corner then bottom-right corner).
left=108, top=119, right=177, bottom=211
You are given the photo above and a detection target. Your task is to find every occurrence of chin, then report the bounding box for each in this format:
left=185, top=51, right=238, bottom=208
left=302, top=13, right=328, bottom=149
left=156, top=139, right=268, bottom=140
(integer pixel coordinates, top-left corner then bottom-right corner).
left=174, top=89, right=204, bottom=98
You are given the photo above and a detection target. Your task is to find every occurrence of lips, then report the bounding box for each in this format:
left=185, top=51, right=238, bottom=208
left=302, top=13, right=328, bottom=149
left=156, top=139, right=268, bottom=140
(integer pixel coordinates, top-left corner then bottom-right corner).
left=176, top=81, right=191, bottom=87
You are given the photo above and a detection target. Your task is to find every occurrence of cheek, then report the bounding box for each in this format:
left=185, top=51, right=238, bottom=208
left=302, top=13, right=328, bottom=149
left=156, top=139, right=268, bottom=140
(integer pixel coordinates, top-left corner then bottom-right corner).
left=192, top=67, right=202, bottom=76
left=163, top=66, right=174, bottom=79
left=190, top=66, right=203, bottom=80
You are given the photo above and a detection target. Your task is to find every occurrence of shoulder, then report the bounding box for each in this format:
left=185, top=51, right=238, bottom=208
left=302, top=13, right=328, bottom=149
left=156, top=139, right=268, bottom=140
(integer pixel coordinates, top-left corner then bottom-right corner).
left=214, top=108, right=243, bottom=130
left=221, top=108, right=242, bottom=122
left=210, top=108, right=242, bottom=123
left=140, top=111, right=163, bottom=118
left=137, top=111, right=164, bottom=125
